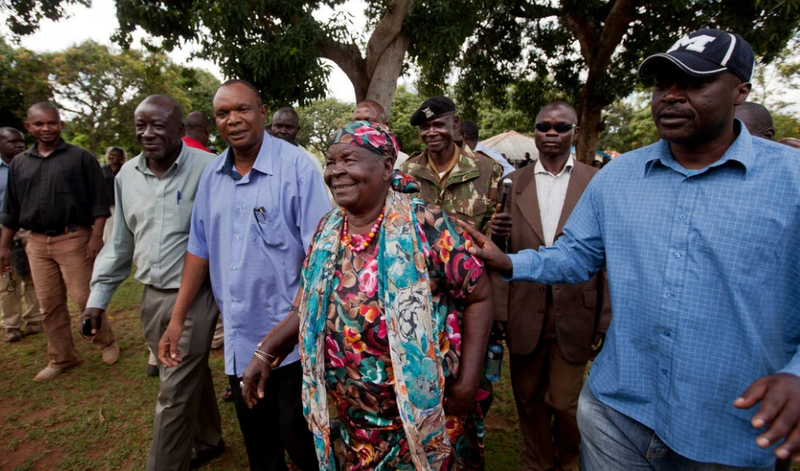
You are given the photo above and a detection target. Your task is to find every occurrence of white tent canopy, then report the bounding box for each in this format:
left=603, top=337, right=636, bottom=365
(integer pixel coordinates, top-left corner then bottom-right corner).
left=480, top=131, right=538, bottom=162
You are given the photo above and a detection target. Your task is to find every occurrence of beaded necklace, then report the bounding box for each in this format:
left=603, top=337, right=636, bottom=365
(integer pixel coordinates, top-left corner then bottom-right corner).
left=342, top=207, right=385, bottom=253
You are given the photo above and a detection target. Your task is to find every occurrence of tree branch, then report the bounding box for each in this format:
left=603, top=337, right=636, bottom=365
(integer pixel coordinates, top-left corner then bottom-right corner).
left=317, top=37, right=369, bottom=100
left=365, top=0, right=415, bottom=78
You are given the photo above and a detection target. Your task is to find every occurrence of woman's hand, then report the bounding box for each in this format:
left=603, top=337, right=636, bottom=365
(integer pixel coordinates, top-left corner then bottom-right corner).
left=445, top=378, right=477, bottom=417
left=241, top=356, right=271, bottom=409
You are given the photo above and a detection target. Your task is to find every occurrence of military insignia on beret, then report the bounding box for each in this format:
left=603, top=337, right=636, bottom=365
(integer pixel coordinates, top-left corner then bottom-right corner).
left=409, top=96, right=458, bottom=126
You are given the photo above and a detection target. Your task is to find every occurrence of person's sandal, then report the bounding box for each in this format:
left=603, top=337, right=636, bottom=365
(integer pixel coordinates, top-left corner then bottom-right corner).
left=3, top=328, right=23, bottom=343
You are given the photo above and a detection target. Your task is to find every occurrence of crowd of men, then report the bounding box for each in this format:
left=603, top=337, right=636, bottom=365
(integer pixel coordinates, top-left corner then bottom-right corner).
left=2, top=26, right=800, bottom=471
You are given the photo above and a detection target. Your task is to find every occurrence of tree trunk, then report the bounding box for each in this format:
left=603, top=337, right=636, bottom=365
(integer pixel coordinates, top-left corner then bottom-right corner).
left=319, top=0, right=414, bottom=119
left=364, top=33, right=412, bottom=119
left=565, top=0, right=637, bottom=163
left=576, top=82, right=605, bottom=164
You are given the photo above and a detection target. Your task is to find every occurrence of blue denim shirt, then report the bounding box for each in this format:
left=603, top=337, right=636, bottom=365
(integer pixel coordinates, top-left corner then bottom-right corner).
left=188, top=132, right=331, bottom=376
left=507, top=123, right=800, bottom=467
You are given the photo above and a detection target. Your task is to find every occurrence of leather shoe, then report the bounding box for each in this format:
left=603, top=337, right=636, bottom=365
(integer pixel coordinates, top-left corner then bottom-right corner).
left=101, top=343, right=120, bottom=365
left=190, top=440, right=225, bottom=470
left=33, top=360, right=81, bottom=382
left=145, top=363, right=159, bottom=377
left=3, top=328, right=23, bottom=343
left=23, top=322, right=42, bottom=336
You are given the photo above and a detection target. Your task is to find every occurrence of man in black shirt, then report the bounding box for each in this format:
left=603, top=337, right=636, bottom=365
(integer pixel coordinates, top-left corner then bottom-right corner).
left=0, top=102, right=118, bottom=382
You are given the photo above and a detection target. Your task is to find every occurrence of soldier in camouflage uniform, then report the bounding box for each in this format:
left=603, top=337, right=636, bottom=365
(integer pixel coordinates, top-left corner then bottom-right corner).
left=400, top=96, right=503, bottom=233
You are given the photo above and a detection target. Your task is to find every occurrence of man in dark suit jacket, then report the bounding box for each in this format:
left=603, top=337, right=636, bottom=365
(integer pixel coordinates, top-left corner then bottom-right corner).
left=491, top=101, right=611, bottom=471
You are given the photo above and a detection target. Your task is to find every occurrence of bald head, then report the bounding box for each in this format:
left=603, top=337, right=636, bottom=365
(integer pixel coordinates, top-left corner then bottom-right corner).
left=272, top=107, right=300, bottom=145
left=536, top=101, right=578, bottom=123
left=136, top=95, right=183, bottom=122
left=185, top=111, right=210, bottom=146
left=0, top=127, right=25, bottom=161
left=735, top=102, right=775, bottom=140
left=353, top=100, right=388, bottom=124
left=135, top=95, right=185, bottom=164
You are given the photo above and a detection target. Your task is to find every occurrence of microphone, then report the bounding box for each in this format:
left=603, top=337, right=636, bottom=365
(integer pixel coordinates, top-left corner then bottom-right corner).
left=499, top=178, right=512, bottom=213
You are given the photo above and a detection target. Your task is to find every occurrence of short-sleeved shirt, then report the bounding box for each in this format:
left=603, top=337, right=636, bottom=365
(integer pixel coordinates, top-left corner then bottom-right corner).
left=187, top=132, right=331, bottom=376
left=0, top=139, right=110, bottom=232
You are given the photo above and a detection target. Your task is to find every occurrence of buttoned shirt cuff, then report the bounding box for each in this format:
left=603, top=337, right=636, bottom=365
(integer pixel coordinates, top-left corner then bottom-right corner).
left=86, top=289, right=113, bottom=311
left=187, top=242, right=209, bottom=261
left=503, top=252, right=539, bottom=282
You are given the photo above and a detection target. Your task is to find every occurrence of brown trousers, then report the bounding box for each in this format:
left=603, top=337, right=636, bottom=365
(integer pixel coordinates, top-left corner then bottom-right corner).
left=0, top=230, right=40, bottom=330
left=509, top=302, right=587, bottom=471
left=26, top=227, right=116, bottom=367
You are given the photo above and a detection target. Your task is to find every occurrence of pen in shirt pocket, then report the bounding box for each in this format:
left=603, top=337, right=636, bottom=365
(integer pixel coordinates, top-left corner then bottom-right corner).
left=177, top=191, right=181, bottom=205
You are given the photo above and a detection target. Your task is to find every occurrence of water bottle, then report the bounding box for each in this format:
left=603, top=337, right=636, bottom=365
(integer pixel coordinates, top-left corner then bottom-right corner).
left=484, top=332, right=504, bottom=382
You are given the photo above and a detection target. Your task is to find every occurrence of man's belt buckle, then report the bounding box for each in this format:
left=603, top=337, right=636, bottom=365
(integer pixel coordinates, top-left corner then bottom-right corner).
left=43, top=225, right=78, bottom=237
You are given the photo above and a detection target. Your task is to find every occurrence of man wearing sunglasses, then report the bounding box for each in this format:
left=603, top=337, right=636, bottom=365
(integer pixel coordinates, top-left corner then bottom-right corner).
left=461, top=29, right=800, bottom=470
left=489, top=101, right=611, bottom=471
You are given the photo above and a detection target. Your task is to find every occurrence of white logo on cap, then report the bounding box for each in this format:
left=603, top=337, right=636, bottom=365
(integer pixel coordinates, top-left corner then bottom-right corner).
left=668, top=34, right=716, bottom=53
left=422, top=107, right=434, bottom=118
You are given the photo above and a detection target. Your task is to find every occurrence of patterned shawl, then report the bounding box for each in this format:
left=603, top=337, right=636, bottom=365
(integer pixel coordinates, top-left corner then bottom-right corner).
left=298, top=189, right=450, bottom=470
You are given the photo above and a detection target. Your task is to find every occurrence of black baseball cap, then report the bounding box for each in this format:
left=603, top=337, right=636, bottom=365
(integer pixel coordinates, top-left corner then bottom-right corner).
left=410, top=96, right=457, bottom=126
left=639, top=29, right=755, bottom=83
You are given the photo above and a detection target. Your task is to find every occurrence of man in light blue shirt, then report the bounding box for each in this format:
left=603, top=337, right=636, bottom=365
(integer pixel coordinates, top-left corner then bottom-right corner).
left=461, top=29, right=800, bottom=470
left=160, top=80, right=329, bottom=471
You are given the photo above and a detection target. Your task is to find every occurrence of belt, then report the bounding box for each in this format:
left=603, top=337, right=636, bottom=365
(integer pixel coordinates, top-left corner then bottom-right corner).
left=40, top=224, right=80, bottom=237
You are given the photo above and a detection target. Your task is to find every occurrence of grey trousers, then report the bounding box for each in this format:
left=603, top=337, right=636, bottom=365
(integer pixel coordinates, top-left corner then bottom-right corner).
left=141, top=283, right=222, bottom=471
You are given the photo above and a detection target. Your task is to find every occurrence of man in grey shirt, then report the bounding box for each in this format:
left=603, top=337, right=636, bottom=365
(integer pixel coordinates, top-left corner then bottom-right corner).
left=83, top=95, right=223, bottom=471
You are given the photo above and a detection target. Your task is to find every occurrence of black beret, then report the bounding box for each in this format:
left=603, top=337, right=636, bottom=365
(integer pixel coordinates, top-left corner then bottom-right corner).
left=409, top=96, right=457, bottom=126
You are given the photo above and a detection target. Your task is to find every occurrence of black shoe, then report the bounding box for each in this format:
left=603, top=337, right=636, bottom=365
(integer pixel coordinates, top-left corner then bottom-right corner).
left=220, top=386, right=233, bottom=402
left=145, top=364, right=159, bottom=377
left=190, top=440, right=225, bottom=470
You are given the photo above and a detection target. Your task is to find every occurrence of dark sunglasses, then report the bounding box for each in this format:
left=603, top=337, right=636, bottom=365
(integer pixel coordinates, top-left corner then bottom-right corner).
left=535, top=122, right=577, bottom=133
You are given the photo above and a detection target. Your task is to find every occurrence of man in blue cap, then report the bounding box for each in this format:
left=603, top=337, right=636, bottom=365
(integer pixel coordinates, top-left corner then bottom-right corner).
left=460, top=29, right=800, bottom=470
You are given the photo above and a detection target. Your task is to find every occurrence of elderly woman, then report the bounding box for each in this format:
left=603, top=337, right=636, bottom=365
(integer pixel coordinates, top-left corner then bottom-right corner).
left=242, top=121, right=493, bottom=471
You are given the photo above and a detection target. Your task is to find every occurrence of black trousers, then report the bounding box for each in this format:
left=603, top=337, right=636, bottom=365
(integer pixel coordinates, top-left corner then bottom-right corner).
left=228, top=361, right=318, bottom=471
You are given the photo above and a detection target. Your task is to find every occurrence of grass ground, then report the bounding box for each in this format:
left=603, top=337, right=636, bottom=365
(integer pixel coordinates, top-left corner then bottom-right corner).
left=0, top=274, right=524, bottom=470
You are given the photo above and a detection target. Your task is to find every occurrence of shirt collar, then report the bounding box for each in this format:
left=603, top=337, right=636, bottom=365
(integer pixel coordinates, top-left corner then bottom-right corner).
left=534, top=155, right=574, bottom=177
left=0, top=158, right=9, bottom=168
left=134, top=141, right=189, bottom=176
left=644, top=120, right=754, bottom=178
left=29, top=138, right=68, bottom=158
left=215, top=131, right=275, bottom=179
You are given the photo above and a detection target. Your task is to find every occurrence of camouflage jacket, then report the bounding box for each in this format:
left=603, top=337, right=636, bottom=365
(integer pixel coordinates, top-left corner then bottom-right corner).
left=401, top=144, right=503, bottom=233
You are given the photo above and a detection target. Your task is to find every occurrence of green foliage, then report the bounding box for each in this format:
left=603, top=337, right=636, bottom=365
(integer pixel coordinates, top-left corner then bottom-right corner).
left=0, top=36, right=53, bottom=133
left=774, top=111, right=800, bottom=140
left=387, top=85, right=425, bottom=155
left=296, top=98, right=354, bottom=155
left=34, top=40, right=220, bottom=157
left=0, top=0, right=90, bottom=36
left=598, top=95, right=660, bottom=153
left=114, top=0, right=336, bottom=109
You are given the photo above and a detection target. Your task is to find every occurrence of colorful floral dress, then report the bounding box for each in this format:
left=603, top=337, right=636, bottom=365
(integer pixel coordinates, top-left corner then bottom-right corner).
left=322, top=200, right=487, bottom=470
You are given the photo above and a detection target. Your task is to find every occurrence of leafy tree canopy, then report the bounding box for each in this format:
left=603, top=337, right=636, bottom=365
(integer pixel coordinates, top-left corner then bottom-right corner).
left=0, top=0, right=90, bottom=36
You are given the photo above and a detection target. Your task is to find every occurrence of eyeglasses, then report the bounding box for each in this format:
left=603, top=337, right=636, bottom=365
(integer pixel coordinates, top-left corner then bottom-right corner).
left=534, top=122, right=577, bottom=133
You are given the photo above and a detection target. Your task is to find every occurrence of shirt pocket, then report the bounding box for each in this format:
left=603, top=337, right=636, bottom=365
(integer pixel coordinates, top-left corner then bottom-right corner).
left=171, top=202, right=194, bottom=233
left=251, top=203, right=284, bottom=247
left=454, top=197, right=489, bottom=228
